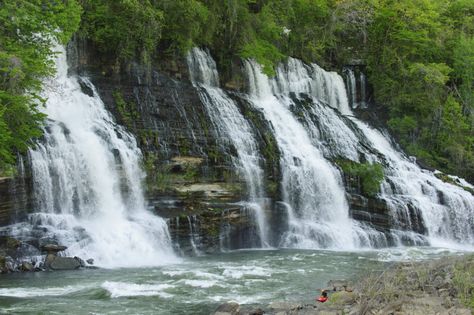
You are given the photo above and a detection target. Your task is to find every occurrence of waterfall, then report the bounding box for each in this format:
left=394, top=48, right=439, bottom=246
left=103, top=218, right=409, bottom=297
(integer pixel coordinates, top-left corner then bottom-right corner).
left=259, top=57, right=474, bottom=249
left=187, top=215, right=202, bottom=255
left=352, top=121, right=474, bottom=248
left=24, top=46, right=177, bottom=268
left=343, top=67, right=368, bottom=109
left=359, top=72, right=367, bottom=108
left=244, top=59, right=382, bottom=249
left=344, top=67, right=357, bottom=109
left=186, top=48, right=269, bottom=247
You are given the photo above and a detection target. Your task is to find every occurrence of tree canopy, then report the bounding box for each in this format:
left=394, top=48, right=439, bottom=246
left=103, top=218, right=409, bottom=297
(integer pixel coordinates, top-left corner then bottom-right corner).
left=1, top=0, right=473, bottom=181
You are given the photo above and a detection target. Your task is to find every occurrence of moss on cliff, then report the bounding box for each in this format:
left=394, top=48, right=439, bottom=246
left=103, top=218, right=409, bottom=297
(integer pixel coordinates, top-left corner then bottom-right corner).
left=336, top=159, right=384, bottom=197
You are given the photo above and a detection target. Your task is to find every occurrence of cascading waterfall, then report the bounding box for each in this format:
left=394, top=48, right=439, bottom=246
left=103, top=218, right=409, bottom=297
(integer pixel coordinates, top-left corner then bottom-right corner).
left=353, top=121, right=474, bottom=248
left=187, top=215, right=202, bottom=255
left=186, top=48, right=269, bottom=247
left=244, top=59, right=382, bottom=249
left=344, top=68, right=357, bottom=109
left=343, top=67, right=368, bottom=109
left=23, top=46, right=177, bottom=268
left=359, top=72, right=367, bottom=108
left=258, top=57, right=474, bottom=249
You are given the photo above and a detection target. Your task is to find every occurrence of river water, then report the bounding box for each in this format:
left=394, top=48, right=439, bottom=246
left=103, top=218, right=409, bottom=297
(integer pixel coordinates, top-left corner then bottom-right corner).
left=0, top=248, right=467, bottom=314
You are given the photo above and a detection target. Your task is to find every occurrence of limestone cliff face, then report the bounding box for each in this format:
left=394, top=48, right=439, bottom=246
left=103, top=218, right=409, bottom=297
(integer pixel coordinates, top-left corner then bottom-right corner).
left=66, top=41, right=399, bottom=254
left=0, top=41, right=397, bottom=255
left=0, top=173, right=31, bottom=228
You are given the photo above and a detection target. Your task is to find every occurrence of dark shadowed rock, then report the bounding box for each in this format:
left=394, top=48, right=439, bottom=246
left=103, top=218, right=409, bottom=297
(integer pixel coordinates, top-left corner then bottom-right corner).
left=86, top=258, right=94, bottom=265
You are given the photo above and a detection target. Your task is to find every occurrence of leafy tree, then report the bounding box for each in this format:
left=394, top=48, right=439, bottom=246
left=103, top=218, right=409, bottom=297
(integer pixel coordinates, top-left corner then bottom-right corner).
left=0, top=0, right=82, bottom=174
left=156, top=0, right=211, bottom=53
left=79, top=0, right=163, bottom=62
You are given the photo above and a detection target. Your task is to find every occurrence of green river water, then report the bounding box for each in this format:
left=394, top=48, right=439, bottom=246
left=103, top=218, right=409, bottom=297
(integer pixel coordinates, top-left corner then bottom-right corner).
left=0, top=248, right=468, bottom=315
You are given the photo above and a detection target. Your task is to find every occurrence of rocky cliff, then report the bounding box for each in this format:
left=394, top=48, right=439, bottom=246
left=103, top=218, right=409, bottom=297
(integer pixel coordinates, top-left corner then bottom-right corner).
left=64, top=40, right=399, bottom=254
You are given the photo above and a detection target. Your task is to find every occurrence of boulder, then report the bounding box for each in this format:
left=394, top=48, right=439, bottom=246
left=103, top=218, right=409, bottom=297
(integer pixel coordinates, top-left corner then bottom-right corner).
left=248, top=308, right=264, bottom=315
left=49, top=257, right=82, bottom=270
left=213, top=302, right=240, bottom=315
left=74, top=256, right=86, bottom=267
left=86, top=258, right=94, bottom=265
left=41, top=244, right=67, bottom=254
left=20, top=262, right=34, bottom=272
left=327, top=279, right=352, bottom=291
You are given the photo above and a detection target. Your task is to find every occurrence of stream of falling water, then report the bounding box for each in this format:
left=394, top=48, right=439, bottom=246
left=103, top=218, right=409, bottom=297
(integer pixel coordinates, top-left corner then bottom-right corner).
left=21, top=46, right=178, bottom=268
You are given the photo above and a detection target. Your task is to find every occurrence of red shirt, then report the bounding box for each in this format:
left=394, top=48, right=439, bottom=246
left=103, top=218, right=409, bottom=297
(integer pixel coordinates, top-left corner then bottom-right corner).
left=316, top=296, right=328, bottom=303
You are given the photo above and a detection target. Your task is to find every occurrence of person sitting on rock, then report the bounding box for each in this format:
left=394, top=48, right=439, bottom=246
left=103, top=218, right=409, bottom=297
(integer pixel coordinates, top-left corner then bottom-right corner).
left=316, top=290, right=328, bottom=303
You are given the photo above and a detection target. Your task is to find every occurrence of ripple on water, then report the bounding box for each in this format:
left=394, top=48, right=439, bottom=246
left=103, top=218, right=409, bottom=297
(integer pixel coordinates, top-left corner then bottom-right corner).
left=0, top=285, right=91, bottom=298
left=101, top=281, right=175, bottom=298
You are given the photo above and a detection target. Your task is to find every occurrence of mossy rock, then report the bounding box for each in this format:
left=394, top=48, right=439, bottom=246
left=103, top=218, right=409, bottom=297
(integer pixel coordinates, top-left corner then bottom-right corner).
left=435, top=173, right=474, bottom=195
left=335, top=159, right=384, bottom=197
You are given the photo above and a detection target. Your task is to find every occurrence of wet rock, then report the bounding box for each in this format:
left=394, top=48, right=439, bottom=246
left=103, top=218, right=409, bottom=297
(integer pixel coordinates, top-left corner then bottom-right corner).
left=78, top=77, right=94, bottom=97
left=213, top=302, right=240, bottom=315
left=86, top=258, right=94, bottom=265
left=74, top=256, right=86, bottom=267
left=4, top=257, right=16, bottom=273
left=41, top=244, right=67, bottom=254
left=327, top=279, right=352, bottom=292
left=20, top=261, right=34, bottom=272
left=0, top=255, right=5, bottom=273
left=49, top=256, right=82, bottom=270
left=248, top=308, right=264, bottom=315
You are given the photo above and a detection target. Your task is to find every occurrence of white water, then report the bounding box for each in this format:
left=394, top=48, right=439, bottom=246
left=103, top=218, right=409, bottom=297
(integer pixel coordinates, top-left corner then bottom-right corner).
left=24, top=46, right=177, bottom=268
left=253, top=57, right=474, bottom=249
left=186, top=48, right=269, bottom=247
left=244, top=59, right=382, bottom=249
left=353, top=120, right=474, bottom=248
left=343, top=67, right=368, bottom=109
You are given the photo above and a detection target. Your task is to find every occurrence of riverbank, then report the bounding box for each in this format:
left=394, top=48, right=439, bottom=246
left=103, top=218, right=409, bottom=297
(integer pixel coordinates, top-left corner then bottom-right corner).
left=213, top=254, right=474, bottom=315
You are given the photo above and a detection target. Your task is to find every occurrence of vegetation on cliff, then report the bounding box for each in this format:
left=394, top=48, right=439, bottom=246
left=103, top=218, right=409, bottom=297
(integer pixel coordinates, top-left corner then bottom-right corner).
left=1, top=0, right=473, bottom=183
left=0, top=0, right=81, bottom=175
left=336, top=159, right=384, bottom=197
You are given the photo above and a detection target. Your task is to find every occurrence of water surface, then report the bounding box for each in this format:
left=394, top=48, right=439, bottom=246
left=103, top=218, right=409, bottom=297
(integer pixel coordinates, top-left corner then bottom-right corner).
left=0, top=248, right=465, bottom=314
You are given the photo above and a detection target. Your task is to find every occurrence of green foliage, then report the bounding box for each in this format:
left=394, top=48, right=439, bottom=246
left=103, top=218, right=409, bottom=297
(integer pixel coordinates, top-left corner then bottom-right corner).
left=363, top=0, right=474, bottom=180
left=79, top=0, right=163, bottom=62
left=0, top=0, right=81, bottom=174
left=156, top=0, right=210, bottom=53
left=240, top=39, right=285, bottom=76
left=337, top=160, right=384, bottom=197
left=2, top=0, right=474, bottom=182
left=113, top=91, right=139, bottom=131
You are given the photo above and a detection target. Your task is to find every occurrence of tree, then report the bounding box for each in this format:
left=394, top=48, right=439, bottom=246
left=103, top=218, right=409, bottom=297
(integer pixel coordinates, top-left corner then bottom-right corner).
left=0, top=0, right=82, bottom=174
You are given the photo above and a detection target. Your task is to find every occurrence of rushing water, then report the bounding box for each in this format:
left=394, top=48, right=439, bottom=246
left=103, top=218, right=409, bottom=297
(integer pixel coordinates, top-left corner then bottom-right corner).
left=186, top=48, right=269, bottom=247
left=0, top=248, right=465, bottom=315
left=246, top=56, right=474, bottom=249
left=13, top=46, right=177, bottom=268
left=244, top=59, right=385, bottom=249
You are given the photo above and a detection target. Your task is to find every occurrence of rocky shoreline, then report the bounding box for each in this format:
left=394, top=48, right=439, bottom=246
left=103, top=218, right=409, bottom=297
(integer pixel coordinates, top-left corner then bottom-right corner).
left=212, top=254, right=474, bottom=315
left=0, top=237, right=94, bottom=274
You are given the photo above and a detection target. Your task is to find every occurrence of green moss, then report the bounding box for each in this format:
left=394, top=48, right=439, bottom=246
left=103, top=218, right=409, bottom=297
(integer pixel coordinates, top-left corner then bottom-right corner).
left=336, top=159, right=384, bottom=197
left=113, top=91, right=140, bottom=131
left=435, top=173, right=474, bottom=195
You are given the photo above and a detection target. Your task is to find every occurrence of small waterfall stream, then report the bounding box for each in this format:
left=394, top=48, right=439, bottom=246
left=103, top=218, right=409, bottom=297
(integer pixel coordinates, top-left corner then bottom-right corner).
left=21, top=46, right=177, bottom=267
left=186, top=48, right=269, bottom=247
